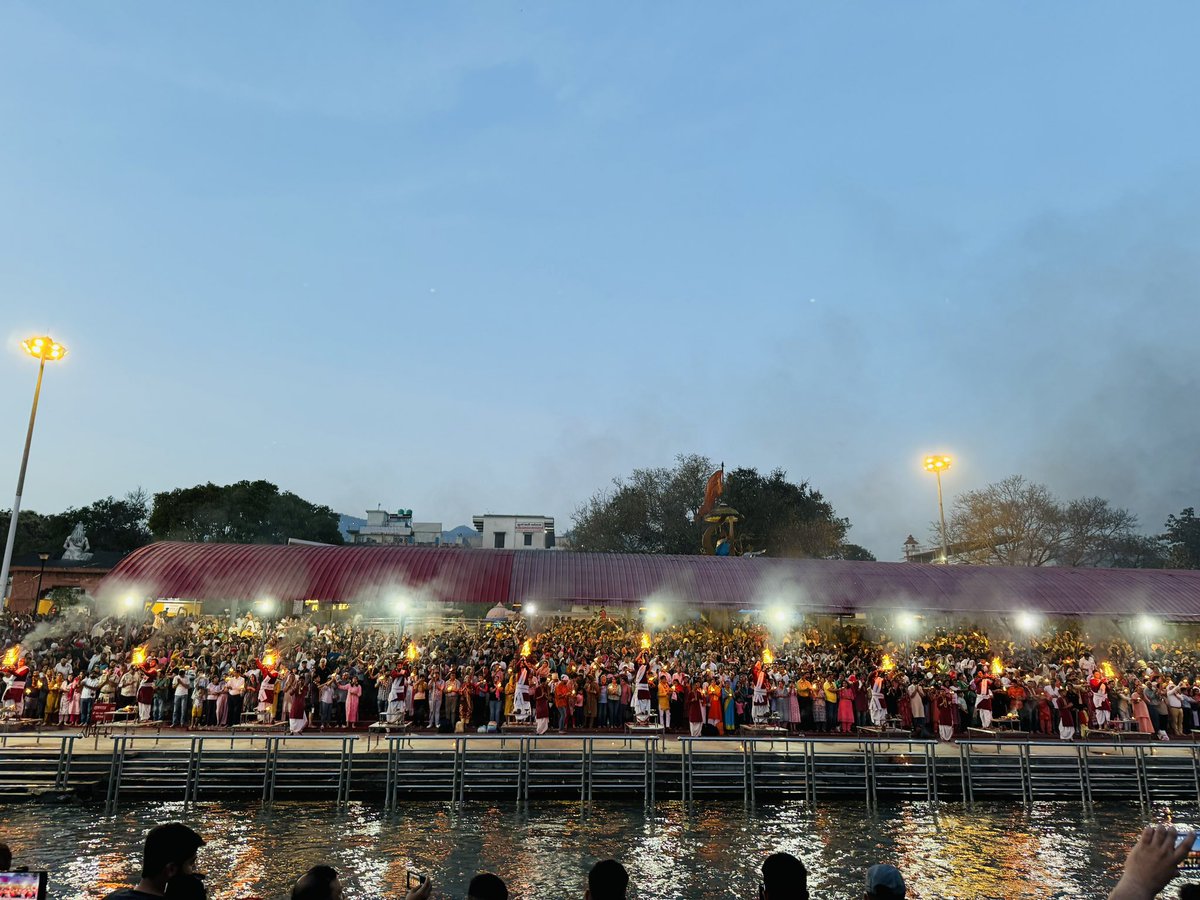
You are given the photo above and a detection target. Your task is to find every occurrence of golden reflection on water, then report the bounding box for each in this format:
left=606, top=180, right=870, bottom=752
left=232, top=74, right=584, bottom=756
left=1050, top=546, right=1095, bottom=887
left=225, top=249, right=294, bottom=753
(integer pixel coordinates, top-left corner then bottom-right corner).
left=0, top=801, right=1189, bottom=900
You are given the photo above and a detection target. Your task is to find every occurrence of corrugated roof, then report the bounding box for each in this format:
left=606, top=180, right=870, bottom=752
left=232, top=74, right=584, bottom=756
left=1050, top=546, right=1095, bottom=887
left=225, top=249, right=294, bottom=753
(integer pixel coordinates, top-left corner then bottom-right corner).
left=99, top=543, right=1200, bottom=620
left=101, top=543, right=513, bottom=606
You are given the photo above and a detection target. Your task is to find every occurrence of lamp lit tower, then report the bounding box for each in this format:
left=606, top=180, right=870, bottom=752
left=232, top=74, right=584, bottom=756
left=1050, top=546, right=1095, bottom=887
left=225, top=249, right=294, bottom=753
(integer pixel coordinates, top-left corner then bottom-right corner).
left=923, top=454, right=952, bottom=564
left=0, top=336, right=67, bottom=607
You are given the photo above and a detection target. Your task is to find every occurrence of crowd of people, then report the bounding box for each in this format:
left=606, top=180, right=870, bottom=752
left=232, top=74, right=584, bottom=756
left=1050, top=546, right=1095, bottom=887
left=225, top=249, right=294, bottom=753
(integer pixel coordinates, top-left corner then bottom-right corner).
left=68, top=818, right=1198, bottom=900
left=0, top=606, right=1197, bottom=743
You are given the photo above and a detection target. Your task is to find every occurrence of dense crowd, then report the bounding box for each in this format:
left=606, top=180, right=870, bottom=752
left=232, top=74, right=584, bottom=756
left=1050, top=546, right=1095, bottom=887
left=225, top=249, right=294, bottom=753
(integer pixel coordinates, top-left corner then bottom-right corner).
left=0, top=606, right=1197, bottom=742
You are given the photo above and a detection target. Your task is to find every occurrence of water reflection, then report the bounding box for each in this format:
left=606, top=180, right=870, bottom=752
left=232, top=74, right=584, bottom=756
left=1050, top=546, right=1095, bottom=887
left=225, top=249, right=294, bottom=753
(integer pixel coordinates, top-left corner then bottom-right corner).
left=0, top=801, right=1189, bottom=900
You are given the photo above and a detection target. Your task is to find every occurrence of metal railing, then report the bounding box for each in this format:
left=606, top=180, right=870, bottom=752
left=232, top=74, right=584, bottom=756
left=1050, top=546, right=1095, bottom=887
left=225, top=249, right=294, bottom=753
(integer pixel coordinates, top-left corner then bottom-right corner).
left=957, top=740, right=1200, bottom=807
left=383, top=734, right=662, bottom=808
left=104, top=733, right=358, bottom=813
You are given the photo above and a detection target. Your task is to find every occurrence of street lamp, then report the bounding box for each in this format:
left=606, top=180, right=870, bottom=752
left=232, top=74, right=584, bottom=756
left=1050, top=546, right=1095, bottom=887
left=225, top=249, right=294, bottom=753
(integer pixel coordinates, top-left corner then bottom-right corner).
left=36, top=553, right=49, bottom=606
left=923, top=454, right=953, bottom=563
left=0, top=336, right=68, bottom=608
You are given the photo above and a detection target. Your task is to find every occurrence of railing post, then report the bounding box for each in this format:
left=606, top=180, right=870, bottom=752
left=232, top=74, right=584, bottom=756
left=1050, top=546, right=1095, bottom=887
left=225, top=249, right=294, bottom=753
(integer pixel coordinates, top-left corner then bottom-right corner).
left=648, top=738, right=656, bottom=809
left=104, top=736, right=125, bottom=814
left=383, top=736, right=396, bottom=811
left=1191, top=745, right=1200, bottom=808
left=1076, top=744, right=1091, bottom=806
left=55, top=735, right=75, bottom=791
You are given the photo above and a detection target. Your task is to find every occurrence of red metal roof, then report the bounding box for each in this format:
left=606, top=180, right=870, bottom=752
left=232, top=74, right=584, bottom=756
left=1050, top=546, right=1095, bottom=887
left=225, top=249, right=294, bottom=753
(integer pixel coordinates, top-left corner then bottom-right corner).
left=100, top=542, right=1200, bottom=620
left=101, top=543, right=513, bottom=606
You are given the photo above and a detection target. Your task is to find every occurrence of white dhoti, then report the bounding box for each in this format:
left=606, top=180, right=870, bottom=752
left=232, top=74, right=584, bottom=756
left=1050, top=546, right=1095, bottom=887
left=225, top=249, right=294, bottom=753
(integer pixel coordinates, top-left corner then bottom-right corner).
left=535, top=716, right=549, bottom=735
left=939, top=725, right=954, bottom=742
left=689, top=721, right=703, bottom=737
left=978, top=709, right=992, bottom=728
left=869, top=694, right=887, bottom=726
left=289, top=715, right=306, bottom=734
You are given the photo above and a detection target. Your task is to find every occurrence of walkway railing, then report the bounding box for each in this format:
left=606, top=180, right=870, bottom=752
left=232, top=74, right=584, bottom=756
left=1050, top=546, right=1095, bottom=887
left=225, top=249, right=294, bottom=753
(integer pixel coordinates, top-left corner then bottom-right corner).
left=0, top=731, right=1190, bottom=809
left=957, top=740, right=1200, bottom=807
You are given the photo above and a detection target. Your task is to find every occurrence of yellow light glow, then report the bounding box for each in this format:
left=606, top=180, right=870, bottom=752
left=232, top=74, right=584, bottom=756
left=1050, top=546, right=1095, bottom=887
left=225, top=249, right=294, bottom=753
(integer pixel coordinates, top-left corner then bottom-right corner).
left=406, top=643, right=418, bottom=662
left=762, top=646, right=775, bottom=665
left=521, top=639, right=532, bottom=657
left=991, top=657, right=1004, bottom=676
left=131, top=645, right=148, bottom=667
left=881, top=654, right=895, bottom=672
left=1102, top=661, right=1116, bottom=680
left=262, top=650, right=278, bottom=669
left=2, top=646, right=19, bottom=667
left=923, top=454, right=952, bottom=472
left=21, top=335, right=67, bottom=362
left=640, top=632, right=651, bottom=650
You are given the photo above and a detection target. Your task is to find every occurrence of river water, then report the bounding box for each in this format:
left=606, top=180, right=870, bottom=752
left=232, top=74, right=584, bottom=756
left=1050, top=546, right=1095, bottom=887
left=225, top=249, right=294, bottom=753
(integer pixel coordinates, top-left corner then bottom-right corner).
left=0, top=800, right=1193, bottom=900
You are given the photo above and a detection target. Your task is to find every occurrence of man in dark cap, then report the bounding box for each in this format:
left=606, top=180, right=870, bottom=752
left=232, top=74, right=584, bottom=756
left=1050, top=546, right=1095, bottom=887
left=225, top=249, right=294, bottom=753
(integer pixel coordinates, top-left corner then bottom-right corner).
left=104, top=823, right=205, bottom=900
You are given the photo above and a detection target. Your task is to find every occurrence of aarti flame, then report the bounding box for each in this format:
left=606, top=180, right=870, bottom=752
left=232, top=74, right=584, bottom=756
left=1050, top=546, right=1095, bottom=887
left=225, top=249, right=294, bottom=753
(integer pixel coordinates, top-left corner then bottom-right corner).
left=406, top=643, right=419, bottom=662
left=881, top=654, right=895, bottom=672
left=521, top=638, right=532, bottom=658
left=762, top=646, right=775, bottom=665
left=262, top=650, right=278, bottom=669
left=1102, top=661, right=1116, bottom=680
left=2, top=645, right=19, bottom=668
left=131, top=645, right=148, bottom=667
left=640, top=632, right=651, bottom=650
left=991, top=657, right=1004, bottom=676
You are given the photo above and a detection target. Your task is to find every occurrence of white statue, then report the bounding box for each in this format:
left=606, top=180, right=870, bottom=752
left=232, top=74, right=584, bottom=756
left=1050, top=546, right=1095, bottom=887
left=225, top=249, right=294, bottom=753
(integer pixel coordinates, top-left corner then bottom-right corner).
left=62, top=523, right=93, bottom=561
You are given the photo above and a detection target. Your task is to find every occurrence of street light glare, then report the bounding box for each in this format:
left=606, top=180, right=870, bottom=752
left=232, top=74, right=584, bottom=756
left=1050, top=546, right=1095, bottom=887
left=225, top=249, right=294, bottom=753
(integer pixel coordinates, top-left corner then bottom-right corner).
left=524, top=603, right=537, bottom=616
left=1017, top=611, right=1038, bottom=632
left=21, top=335, right=67, bottom=362
left=923, top=454, right=952, bottom=472
left=1136, top=615, right=1158, bottom=635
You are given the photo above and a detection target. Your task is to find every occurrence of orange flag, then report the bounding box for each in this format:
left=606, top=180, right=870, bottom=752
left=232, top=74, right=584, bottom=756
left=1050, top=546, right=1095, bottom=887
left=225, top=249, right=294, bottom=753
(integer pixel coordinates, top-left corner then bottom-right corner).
left=696, top=467, right=725, bottom=521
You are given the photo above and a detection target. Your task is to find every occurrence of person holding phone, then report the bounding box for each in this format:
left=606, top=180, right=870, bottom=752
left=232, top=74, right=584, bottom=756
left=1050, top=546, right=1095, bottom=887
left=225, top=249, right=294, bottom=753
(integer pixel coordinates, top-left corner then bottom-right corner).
left=1107, top=825, right=1196, bottom=900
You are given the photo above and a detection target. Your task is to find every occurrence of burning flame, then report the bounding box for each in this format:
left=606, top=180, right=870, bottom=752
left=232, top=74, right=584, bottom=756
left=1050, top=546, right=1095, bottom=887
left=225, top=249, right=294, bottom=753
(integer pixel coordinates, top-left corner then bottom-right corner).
left=1102, top=661, right=1116, bottom=680
left=2, top=646, right=19, bottom=668
left=641, top=632, right=651, bottom=650
left=406, top=643, right=419, bottom=662
left=262, top=650, right=278, bottom=669
left=521, top=639, right=532, bottom=658
left=881, top=654, right=895, bottom=672
left=762, top=646, right=775, bottom=665
left=131, top=646, right=148, bottom=667
left=991, top=657, right=1004, bottom=676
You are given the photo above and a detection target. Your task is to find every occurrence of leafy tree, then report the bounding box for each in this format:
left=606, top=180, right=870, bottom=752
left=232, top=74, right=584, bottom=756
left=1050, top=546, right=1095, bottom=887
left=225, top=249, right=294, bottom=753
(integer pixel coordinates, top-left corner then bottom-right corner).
left=941, top=475, right=1140, bottom=567
left=570, top=454, right=711, bottom=554
left=834, top=543, right=877, bottom=562
left=570, top=455, right=859, bottom=558
left=149, top=479, right=344, bottom=545
left=723, top=467, right=849, bottom=558
left=1162, top=507, right=1200, bottom=569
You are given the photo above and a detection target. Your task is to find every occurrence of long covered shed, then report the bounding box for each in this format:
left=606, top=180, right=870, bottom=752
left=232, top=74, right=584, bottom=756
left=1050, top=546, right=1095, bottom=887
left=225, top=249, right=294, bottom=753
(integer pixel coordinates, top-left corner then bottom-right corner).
left=98, top=541, right=1200, bottom=622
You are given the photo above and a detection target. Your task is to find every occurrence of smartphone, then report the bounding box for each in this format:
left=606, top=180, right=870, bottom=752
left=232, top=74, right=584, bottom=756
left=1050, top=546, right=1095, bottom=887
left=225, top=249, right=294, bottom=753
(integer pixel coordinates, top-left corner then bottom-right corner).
left=0, top=871, right=47, bottom=900
left=406, top=871, right=426, bottom=889
left=1178, top=833, right=1200, bottom=872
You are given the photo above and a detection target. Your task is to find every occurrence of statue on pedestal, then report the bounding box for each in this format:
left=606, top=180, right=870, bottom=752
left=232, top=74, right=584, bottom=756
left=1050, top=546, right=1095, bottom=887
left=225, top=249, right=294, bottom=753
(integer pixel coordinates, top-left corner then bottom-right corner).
left=62, top=523, right=93, bottom=561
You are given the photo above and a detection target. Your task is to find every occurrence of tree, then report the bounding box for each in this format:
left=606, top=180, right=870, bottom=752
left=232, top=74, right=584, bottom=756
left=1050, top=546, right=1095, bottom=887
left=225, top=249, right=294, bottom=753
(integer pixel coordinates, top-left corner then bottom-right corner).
left=0, top=489, right=152, bottom=558
left=149, top=480, right=344, bottom=545
left=834, top=543, right=877, bottom=562
left=570, top=455, right=860, bottom=558
left=570, top=454, right=712, bottom=554
left=1162, top=508, right=1200, bottom=569
left=941, top=475, right=1140, bottom=567
left=723, top=467, right=849, bottom=558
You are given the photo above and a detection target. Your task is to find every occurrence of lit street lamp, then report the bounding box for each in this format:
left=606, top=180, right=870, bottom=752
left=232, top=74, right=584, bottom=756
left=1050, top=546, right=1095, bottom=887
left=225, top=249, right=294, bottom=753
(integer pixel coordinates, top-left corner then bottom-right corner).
left=923, top=454, right=953, bottom=563
left=0, top=336, right=67, bottom=608
left=36, top=552, right=49, bottom=606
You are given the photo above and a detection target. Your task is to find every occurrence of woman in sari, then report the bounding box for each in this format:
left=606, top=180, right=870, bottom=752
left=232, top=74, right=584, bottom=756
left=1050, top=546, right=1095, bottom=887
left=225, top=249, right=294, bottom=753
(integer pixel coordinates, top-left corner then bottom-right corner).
left=837, top=678, right=857, bottom=734
left=722, top=676, right=736, bottom=733
left=345, top=676, right=361, bottom=725
left=1131, top=680, right=1153, bottom=734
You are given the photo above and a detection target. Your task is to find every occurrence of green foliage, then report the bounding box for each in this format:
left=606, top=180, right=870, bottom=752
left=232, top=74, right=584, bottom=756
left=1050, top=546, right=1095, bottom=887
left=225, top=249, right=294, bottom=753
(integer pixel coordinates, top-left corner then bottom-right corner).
left=570, top=455, right=858, bottom=558
left=1163, top=507, right=1200, bottom=569
left=0, top=489, right=152, bottom=558
left=149, top=479, right=344, bottom=545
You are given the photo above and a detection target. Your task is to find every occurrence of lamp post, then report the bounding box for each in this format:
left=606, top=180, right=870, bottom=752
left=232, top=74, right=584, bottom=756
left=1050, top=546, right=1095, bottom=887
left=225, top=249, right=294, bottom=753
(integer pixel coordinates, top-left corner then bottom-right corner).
left=0, top=336, right=67, bottom=608
left=36, top=552, right=49, bottom=606
left=923, top=454, right=953, bottom=563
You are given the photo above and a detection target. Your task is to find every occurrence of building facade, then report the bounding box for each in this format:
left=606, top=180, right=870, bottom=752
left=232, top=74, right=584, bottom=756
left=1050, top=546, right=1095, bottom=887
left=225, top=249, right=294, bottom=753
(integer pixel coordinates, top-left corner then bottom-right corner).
left=347, top=509, right=444, bottom=546
left=472, top=514, right=555, bottom=550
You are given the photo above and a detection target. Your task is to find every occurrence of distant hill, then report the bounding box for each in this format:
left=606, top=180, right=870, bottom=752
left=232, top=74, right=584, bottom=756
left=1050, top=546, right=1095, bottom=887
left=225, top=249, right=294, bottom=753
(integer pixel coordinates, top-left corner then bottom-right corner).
left=338, top=514, right=367, bottom=541
left=443, top=525, right=478, bottom=545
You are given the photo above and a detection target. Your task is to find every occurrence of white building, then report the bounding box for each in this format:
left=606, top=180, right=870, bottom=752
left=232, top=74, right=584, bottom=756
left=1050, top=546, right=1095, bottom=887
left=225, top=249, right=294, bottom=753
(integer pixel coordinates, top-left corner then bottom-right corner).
left=472, top=514, right=555, bottom=550
left=348, top=509, right=444, bottom=546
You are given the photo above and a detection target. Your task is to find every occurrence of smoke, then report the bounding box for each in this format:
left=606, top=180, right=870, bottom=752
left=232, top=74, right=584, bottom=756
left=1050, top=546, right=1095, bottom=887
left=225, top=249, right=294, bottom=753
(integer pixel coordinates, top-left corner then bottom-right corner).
left=20, top=605, right=93, bottom=648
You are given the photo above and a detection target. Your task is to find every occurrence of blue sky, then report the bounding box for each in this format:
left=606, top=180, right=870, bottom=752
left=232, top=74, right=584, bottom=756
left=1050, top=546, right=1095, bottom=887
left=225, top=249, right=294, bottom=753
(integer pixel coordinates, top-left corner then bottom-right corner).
left=2, top=3, right=1198, bottom=559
